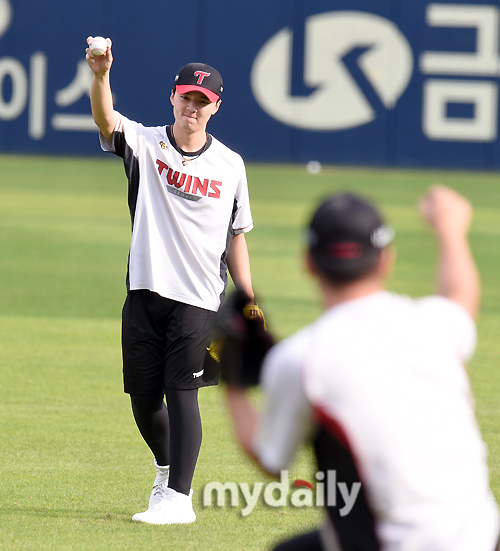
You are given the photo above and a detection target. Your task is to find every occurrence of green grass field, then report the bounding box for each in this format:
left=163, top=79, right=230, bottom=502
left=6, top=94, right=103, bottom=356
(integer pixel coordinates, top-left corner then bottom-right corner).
left=1, top=154, right=500, bottom=550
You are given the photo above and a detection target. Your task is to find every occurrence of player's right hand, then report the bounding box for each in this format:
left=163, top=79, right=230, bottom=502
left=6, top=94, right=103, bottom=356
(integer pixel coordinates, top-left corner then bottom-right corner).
left=419, top=184, right=473, bottom=239
left=85, top=36, right=113, bottom=75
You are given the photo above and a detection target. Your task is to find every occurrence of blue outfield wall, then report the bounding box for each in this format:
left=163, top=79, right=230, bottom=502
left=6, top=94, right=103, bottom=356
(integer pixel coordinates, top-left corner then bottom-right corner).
left=1, top=0, right=500, bottom=168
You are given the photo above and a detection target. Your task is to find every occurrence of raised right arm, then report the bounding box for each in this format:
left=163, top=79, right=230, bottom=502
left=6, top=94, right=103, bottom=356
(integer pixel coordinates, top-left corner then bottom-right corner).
left=419, top=185, right=480, bottom=319
left=85, top=37, right=116, bottom=141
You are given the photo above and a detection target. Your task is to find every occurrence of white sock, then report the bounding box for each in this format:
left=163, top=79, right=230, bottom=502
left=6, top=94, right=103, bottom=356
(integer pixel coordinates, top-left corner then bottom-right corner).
left=153, top=460, right=170, bottom=487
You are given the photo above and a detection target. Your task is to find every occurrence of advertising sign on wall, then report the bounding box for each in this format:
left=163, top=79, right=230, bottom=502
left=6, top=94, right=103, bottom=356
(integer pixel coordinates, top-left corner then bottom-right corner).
left=1, top=0, right=500, bottom=168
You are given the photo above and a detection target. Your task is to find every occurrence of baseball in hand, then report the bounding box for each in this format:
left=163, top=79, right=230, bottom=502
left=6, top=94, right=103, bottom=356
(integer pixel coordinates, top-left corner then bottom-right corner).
left=89, top=36, right=107, bottom=56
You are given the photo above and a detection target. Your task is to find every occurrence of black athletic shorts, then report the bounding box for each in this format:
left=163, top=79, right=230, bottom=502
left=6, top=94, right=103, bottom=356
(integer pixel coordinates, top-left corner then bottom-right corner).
left=122, top=290, right=218, bottom=394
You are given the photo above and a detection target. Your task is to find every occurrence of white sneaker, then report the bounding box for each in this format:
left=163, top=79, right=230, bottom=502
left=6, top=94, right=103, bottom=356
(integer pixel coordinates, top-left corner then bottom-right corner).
left=132, top=488, right=196, bottom=525
left=149, top=461, right=170, bottom=508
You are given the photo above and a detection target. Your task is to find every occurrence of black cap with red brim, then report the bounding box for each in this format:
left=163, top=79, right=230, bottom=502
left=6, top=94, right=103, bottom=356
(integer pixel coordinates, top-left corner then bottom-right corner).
left=174, top=62, right=223, bottom=104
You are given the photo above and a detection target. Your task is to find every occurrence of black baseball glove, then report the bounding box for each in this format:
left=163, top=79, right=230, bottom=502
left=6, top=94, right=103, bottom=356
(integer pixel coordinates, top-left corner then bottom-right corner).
left=206, top=290, right=274, bottom=387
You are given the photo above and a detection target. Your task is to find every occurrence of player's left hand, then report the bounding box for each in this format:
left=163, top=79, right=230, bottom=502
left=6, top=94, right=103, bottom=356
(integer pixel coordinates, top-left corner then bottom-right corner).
left=208, top=290, right=274, bottom=388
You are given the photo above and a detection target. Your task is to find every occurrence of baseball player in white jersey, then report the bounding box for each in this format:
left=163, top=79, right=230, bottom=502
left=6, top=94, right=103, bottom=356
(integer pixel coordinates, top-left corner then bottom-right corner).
left=86, top=37, right=254, bottom=524
left=223, top=187, right=499, bottom=550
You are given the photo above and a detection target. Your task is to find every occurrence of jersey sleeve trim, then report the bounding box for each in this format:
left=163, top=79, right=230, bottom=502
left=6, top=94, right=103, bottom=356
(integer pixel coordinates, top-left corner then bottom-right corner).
left=233, top=222, right=254, bottom=234
left=99, top=111, right=124, bottom=153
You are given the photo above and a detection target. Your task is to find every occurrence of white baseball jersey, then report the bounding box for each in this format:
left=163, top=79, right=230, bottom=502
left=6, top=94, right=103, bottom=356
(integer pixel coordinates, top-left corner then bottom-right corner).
left=100, top=112, right=253, bottom=311
left=255, top=291, right=499, bottom=551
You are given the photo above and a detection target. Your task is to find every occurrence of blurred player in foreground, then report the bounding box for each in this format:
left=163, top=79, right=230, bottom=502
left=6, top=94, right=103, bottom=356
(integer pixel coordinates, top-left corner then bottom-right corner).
left=222, top=186, right=499, bottom=550
left=86, top=37, right=255, bottom=524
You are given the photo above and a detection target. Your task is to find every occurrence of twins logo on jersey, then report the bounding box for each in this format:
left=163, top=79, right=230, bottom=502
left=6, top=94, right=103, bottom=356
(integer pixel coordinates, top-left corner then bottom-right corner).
left=156, top=160, right=222, bottom=202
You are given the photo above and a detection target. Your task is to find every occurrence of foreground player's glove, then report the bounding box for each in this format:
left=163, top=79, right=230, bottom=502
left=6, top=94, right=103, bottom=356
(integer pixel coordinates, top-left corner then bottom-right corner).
left=208, top=290, right=274, bottom=387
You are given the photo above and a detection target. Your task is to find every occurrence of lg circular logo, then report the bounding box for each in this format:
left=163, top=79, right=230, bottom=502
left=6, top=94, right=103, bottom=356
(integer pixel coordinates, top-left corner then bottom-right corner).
left=0, top=0, right=11, bottom=38
left=251, top=11, right=414, bottom=131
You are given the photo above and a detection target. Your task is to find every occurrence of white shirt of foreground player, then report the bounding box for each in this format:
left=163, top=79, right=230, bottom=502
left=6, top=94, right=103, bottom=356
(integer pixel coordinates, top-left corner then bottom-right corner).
left=255, top=291, right=499, bottom=551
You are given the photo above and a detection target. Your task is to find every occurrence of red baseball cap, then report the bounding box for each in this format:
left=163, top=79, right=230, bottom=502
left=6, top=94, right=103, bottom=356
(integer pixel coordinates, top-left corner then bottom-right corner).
left=174, top=63, right=223, bottom=104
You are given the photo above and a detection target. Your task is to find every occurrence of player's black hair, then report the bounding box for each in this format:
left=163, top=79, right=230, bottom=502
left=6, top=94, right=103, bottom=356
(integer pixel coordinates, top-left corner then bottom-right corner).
left=307, top=193, right=394, bottom=285
left=314, top=249, right=381, bottom=285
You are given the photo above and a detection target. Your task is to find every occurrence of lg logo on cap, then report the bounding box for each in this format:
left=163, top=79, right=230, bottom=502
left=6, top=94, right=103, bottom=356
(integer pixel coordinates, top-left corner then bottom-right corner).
left=251, top=11, right=413, bottom=131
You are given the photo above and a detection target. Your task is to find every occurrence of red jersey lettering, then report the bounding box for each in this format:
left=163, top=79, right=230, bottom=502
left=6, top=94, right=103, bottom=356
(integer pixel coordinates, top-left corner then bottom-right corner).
left=156, top=160, right=221, bottom=199
left=209, top=180, right=222, bottom=199
left=156, top=159, right=168, bottom=175
left=192, top=177, right=209, bottom=196
left=166, top=169, right=185, bottom=189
